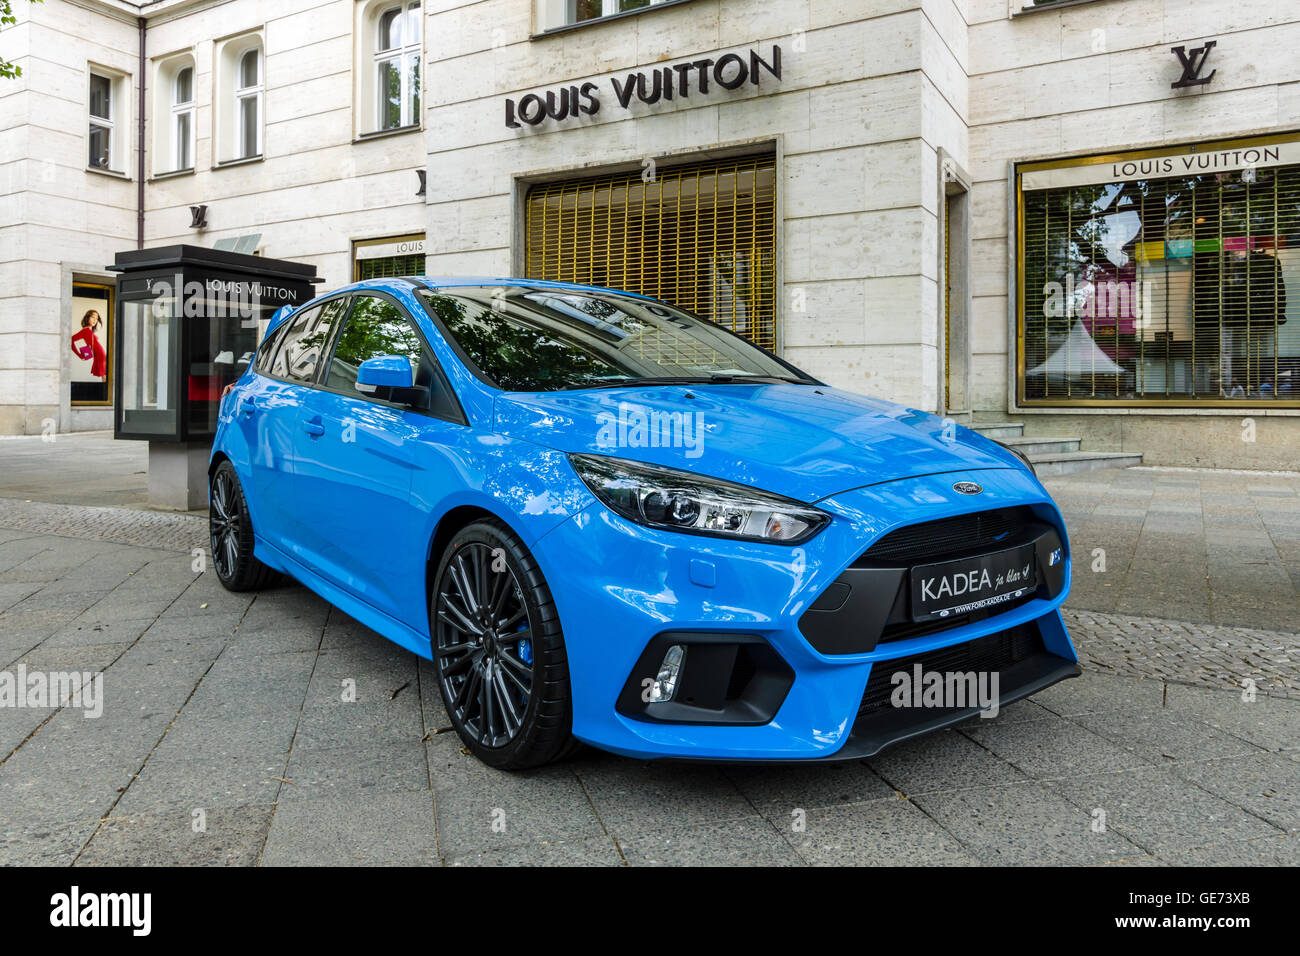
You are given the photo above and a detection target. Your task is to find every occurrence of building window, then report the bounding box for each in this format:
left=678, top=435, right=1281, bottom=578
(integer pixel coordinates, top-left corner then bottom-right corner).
left=215, top=34, right=263, bottom=164
left=171, top=66, right=195, bottom=170
left=236, top=49, right=262, bottom=159
left=571, top=0, right=659, bottom=23
left=372, top=1, right=421, bottom=131
left=88, top=71, right=119, bottom=171
left=525, top=156, right=778, bottom=351
left=153, top=54, right=196, bottom=174
left=1014, top=0, right=1083, bottom=10
left=546, top=0, right=675, bottom=28
left=1017, top=134, right=1300, bottom=406
left=353, top=234, right=427, bottom=280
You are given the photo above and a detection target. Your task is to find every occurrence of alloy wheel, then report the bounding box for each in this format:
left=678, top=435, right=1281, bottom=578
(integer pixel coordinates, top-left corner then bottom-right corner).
left=434, top=542, right=535, bottom=748
left=210, top=468, right=241, bottom=579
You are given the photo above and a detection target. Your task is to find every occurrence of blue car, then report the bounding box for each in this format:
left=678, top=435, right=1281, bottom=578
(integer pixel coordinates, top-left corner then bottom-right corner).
left=209, top=278, right=1079, bottom=768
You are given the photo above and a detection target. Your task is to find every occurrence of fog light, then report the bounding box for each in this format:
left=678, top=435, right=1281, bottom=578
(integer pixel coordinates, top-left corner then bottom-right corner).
left=648, top=644, right=685, bottom=702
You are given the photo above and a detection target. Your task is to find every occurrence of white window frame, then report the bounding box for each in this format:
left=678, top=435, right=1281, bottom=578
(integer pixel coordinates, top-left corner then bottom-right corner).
left=235, top=48, right=263, bottom=159
left=561, top=0, right=672, bottom=27
left=88, top=70, right=118, bottom=172
left=214, top=33, right=264, bottom=166
left=171, top=65, right=196, bottom=171
left=372, top=1, right=421, bottom=132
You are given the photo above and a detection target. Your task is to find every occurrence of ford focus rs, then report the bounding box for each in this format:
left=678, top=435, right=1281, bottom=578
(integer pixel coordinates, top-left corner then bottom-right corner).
left=209, top=278, right=1079, bottom=768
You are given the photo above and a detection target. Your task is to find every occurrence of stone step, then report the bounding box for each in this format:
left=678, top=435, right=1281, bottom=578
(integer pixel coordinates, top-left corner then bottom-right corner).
left=970, top=422, right=1025, bottom=439
left=1030, top=451, right=1144, bottom=477
left=998, top=435, right=1082, bottom=456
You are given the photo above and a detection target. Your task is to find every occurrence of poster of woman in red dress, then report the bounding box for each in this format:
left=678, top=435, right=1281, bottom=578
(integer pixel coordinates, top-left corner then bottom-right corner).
left=70, top=284, right=112, bottom=405
left=71, top=310, right=107, bottom=379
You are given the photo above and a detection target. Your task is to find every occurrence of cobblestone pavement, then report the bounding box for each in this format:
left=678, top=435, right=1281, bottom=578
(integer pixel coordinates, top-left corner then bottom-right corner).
left=0, top=499, right=206, bottom=554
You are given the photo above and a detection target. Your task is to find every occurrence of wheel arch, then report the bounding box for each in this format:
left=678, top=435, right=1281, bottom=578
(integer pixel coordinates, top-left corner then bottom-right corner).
left=208, top=450, right=232, bottom=477
left=423, top=503, right=507, bottom=613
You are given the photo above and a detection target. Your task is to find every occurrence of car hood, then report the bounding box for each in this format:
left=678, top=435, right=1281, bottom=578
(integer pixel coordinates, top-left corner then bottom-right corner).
left=492, top=383, right=1016, bottom=502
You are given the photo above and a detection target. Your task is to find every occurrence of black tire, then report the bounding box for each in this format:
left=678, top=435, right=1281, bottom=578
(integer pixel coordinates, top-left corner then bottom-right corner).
left=430, top=518, right=579, bottom=769
left=209, top=460, right=280, bottom=592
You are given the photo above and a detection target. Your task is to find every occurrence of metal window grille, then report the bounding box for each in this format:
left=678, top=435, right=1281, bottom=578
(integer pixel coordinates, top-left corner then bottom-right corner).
left=356, top=253, right=425, bottom=281
left=1020, top=158, right=1300, bottom=405
left=524, top=156, right=778, bottom=351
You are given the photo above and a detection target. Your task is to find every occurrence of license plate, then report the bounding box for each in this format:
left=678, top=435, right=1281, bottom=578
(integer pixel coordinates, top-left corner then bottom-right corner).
left=910, top=544, right=1036, bottom=622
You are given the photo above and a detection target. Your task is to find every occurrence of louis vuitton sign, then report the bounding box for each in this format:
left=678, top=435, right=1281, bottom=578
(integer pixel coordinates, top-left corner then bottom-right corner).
left=505, top=45, right=783, bottom=129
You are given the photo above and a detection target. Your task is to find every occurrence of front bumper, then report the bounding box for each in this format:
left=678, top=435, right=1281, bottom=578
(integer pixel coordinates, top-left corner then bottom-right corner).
left=532, top=467, right=1078, bottom=761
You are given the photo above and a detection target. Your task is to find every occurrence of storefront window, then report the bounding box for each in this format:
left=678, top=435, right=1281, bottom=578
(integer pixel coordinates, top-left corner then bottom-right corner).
left=1018, top=135, right=1300, bottom=405
left=525, top=156, right=777, bottom=351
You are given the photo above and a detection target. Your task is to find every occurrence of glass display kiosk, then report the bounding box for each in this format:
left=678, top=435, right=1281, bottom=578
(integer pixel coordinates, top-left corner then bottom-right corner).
left=111, top=245, right=319, bottom=508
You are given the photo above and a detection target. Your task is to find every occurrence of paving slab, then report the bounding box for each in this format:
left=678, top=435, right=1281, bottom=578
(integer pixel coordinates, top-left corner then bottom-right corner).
left=617, top=818, right=803, bottom=866
left=260, top=792, right=439, bottom=866
left=782, top=799, right=979, bottom=866
left=76, top=806, right=274, bottom=866
left=912, top=781, right=1149, bottom=866
left=1043, top=765, right=1283, bottom=856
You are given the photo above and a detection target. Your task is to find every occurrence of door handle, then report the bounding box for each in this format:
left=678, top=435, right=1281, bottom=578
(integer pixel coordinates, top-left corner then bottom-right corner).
left=239, top=398, right=257, bottom=416
left=303, top=418, right=326, bottom=437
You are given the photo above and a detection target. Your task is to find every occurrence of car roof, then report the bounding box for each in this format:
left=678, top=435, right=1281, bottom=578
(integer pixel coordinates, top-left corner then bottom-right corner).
left=266, top=277, right=661, bottom=336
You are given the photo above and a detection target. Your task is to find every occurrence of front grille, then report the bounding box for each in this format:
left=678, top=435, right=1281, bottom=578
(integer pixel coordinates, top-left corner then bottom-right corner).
left=856, top=625, right=1041, bottom=721
left=877, top=613, right=973, bottom=645
left=859, top=507, right=1039, bottom=565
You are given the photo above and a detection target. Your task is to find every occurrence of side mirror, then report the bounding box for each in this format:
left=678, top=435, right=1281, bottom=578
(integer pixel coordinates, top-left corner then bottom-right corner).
left=355, top=355, right=427, bottom=408
left=357, top=355, right=414, bottom=390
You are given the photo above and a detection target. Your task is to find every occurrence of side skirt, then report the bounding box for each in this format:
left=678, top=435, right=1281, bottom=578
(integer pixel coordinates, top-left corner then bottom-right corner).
left=253, top=536, right=434, bottom=661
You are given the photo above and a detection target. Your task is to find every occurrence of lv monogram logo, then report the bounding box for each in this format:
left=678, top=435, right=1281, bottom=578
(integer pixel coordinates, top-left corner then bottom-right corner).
left=1171, top=41, right=1217, bottom=89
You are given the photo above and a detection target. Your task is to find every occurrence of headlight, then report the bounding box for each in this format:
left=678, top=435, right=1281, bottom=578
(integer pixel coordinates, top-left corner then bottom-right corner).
left=568, top=454, right=830, bottom=545
left=998, top=441, right=1038, bottom=477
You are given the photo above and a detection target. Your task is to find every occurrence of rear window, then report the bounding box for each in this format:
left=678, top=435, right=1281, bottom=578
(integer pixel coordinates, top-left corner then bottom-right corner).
left=253, top=321, right=290, bottom=374
left=269, top=298, right=347, bottom=384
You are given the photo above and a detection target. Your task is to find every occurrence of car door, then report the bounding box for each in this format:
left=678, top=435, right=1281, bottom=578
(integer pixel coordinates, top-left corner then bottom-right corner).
left=290, top=292, right=460, bottom=625
left=233, top=304, right=318, bottom=551
left=247, top=297, right=348, bottom=558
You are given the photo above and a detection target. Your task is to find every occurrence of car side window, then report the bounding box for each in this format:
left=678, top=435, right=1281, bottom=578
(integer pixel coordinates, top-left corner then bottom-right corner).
left=270, top=298, right=346, bottom=384
left=324, top=295, right=421, bottom=395
left=324, top=293, right=462, bottom=421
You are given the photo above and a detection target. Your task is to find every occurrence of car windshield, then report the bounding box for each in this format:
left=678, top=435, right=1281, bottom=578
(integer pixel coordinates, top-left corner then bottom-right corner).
left=415, top=285, right=813, bottom=392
